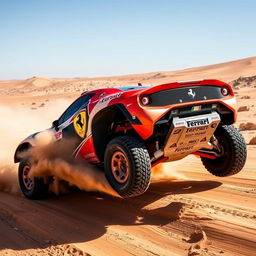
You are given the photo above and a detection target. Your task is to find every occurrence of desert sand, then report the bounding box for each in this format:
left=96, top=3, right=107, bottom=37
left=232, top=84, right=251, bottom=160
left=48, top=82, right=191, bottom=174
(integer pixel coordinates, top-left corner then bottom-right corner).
left=0, top=56, right=255, bottom=256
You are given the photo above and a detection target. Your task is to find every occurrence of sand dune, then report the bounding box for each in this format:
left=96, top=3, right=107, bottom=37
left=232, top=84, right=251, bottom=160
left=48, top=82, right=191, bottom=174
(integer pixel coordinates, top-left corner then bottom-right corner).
left=0, top=56, right=256, bottom=97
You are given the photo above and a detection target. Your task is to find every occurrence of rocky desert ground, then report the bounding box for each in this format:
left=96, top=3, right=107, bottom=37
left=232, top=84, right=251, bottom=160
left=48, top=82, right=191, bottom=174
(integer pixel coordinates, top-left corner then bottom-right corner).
left=0, top=57, right=255, bottom=256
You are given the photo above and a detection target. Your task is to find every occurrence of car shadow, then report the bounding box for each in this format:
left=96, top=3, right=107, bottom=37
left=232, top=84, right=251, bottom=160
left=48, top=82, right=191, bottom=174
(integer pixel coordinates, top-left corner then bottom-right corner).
left=0, top=179, right=222, bottom=252
left=150, top=179, right=222, bottom=195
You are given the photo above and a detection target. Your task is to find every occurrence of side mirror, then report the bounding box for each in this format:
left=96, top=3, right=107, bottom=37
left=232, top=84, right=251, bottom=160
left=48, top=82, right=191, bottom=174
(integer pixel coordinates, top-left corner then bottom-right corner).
left=52, top=120, right=59, bottom=131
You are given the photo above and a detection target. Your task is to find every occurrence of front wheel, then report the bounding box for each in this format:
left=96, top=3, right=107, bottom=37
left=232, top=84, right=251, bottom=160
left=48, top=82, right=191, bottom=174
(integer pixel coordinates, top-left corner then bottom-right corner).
left=104, top=136, right=151, bottom=197
left=18, top=158, right=49, bottom=199
left=201, top=125, right=247, bottom=177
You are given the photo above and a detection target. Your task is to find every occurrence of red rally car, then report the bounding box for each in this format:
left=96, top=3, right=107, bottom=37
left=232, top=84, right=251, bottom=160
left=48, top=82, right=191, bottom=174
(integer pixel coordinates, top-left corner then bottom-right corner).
left=14, top=79, right=247, bottom=199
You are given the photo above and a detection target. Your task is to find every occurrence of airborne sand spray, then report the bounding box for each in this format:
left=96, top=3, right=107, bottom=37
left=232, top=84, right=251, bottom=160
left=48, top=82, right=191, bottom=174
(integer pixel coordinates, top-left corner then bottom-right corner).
left=0, top=101, right=187, bottom=197
left=151, top=162, right=188, bottom=181
left=0, top=165, right=20, bottom=195
left=0, top=101, right=119, bottom=197
left=0, top=100, right=70, bottom=195
left=27, top=133, right=119, bottom=197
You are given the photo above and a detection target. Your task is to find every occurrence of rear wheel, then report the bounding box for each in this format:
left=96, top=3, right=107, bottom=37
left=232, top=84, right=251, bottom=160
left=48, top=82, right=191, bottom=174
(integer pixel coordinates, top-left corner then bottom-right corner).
left=201, top=125, right=247, bottom=177
left=18, top=158, right=49, bottom=199
left=104, top=136, right=151, bottom=197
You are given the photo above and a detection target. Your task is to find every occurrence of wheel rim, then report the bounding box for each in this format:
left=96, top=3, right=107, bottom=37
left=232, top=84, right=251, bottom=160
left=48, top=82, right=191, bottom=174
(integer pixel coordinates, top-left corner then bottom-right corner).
left=22, top=165, right=34, bottom=191
left=111, top=151, right=129, bottom=183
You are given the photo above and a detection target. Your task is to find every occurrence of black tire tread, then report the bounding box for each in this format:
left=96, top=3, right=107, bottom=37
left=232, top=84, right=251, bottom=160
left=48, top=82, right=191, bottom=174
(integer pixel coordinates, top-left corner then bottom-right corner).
left=201, top=125, right=247, bottom=177
left=18, top=158, right=49, bottom=200
left=105, top=136, right=151, bottom=197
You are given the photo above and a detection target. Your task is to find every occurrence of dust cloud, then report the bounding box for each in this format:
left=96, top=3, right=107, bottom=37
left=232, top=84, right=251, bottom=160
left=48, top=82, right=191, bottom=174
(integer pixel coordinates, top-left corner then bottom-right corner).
left=0, top=100, right=186, bottom=198
left=0, top=100, right=70, bottom=194
left=27, top=133, right=119, bottom=197
left=0, top=100, right=118, bottom=197
left=151, top=162, right=188, bottom=181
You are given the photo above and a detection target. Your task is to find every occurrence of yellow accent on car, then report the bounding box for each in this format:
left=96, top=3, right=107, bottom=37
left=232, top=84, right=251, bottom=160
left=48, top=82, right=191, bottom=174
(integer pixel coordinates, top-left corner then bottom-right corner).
left=73, top=111, right=86, bottom=138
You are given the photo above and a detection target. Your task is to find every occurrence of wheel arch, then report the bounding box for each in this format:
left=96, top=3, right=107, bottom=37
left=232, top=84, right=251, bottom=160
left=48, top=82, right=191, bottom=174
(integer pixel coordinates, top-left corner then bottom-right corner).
left=91, top=104, right=141, bottom=162
left=104, top=135, right=151, bottom=197
left=14, top=142, right=32, bottom=163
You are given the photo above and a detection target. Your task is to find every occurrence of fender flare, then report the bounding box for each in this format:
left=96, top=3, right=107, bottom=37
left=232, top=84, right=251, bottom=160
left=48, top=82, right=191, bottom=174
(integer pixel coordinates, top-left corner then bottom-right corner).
left=14, top=142, right=33, bottom=163
left=115, top=103, right=142, bottom=125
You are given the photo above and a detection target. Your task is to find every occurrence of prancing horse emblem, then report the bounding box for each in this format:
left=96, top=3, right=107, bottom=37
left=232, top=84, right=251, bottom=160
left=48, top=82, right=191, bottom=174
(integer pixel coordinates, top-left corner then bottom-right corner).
left=188, top=88, right=196, bottom=99
left=73, top=111, right=86, bottom=138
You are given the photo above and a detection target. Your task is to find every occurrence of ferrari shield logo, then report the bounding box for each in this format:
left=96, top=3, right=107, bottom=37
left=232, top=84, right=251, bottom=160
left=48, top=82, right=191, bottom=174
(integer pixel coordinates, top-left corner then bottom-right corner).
left=73, top=111, right=86, bottom=138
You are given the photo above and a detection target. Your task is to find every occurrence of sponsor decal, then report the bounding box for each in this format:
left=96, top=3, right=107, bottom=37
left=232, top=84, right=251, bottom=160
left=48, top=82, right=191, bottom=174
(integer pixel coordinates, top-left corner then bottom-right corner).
left=98, top=92, right=122, bottom=104
left=54, top=131, right=62, bottom=140
left=185, top=133, right=194, bottom=138
left=188, top=139, right=198, bottom=144
left=195, top=131, right=207, bottom=136
left=73, top=111, right=87, bottom=138
left=175, top=121, right=186, bottom=126
left=187, top=118, right=209, bottom=127
left=186, top=126, right=208, bottom=133
left=185, top=131, right=207, bottom=138
left=191, top=105, right=201, bottom=111
left=200, top=137, right=207, bottom=142
left=175, top=146, right=193, bottom=152
left=173, top=128, right=182, bottom=135
left=169, top=143, right=177, bottom=148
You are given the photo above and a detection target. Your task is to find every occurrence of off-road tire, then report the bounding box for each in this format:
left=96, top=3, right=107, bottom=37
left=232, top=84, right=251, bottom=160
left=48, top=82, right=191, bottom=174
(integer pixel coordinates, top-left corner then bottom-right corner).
left=18, top=158, right=49, bottom=200
left=104, top=136, right=151, bottom=197
left=201, top=125, right=247, bottom=177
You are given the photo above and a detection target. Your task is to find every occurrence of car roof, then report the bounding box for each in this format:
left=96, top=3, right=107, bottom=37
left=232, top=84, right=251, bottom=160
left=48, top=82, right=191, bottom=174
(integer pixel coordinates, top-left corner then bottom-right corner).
left=81, top=85, right=149, bottom=95
left=116, top=85, right=150, bottom=91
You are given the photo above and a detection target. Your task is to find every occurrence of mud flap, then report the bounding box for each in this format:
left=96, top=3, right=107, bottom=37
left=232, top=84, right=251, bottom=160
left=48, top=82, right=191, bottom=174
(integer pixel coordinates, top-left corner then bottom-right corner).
left=164, top=112, right=220, bottom=160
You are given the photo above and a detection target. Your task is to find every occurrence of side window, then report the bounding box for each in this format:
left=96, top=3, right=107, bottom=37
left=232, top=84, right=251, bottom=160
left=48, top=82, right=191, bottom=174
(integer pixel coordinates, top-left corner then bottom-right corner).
left=58, top=94, right=93, bottom=124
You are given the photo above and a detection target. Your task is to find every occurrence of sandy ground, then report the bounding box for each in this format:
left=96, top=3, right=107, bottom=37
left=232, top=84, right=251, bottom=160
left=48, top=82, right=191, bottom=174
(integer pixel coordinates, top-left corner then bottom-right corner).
left=0, top=57, right=255, bottom=256
left=0, top=151, right=255, bottom=256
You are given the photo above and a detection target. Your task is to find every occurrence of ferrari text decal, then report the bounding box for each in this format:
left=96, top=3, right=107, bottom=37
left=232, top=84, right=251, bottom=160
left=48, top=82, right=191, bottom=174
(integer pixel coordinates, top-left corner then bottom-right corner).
left=98, top=92, right=122, bottom=104
left=187, top=118, right=209, bottom=127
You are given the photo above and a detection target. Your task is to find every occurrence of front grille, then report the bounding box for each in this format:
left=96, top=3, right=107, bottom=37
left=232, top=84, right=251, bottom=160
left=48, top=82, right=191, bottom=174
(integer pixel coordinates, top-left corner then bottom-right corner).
left=147, top=86, right=224, bottom=107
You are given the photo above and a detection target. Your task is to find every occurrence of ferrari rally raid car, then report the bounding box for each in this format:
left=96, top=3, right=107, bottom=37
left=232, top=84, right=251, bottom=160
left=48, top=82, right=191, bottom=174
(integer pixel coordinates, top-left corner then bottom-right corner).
left=14, top=79, right=247, bottom=199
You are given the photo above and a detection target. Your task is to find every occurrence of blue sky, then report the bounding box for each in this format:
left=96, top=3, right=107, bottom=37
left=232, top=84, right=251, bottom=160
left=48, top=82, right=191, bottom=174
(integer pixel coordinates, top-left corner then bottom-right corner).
left=0, top=0, right=255, bottom=79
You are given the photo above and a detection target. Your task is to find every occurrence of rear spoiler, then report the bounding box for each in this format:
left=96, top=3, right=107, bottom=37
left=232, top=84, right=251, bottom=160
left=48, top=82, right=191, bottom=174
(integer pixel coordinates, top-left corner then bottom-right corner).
left=138, top=79, right=234, bottom=96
